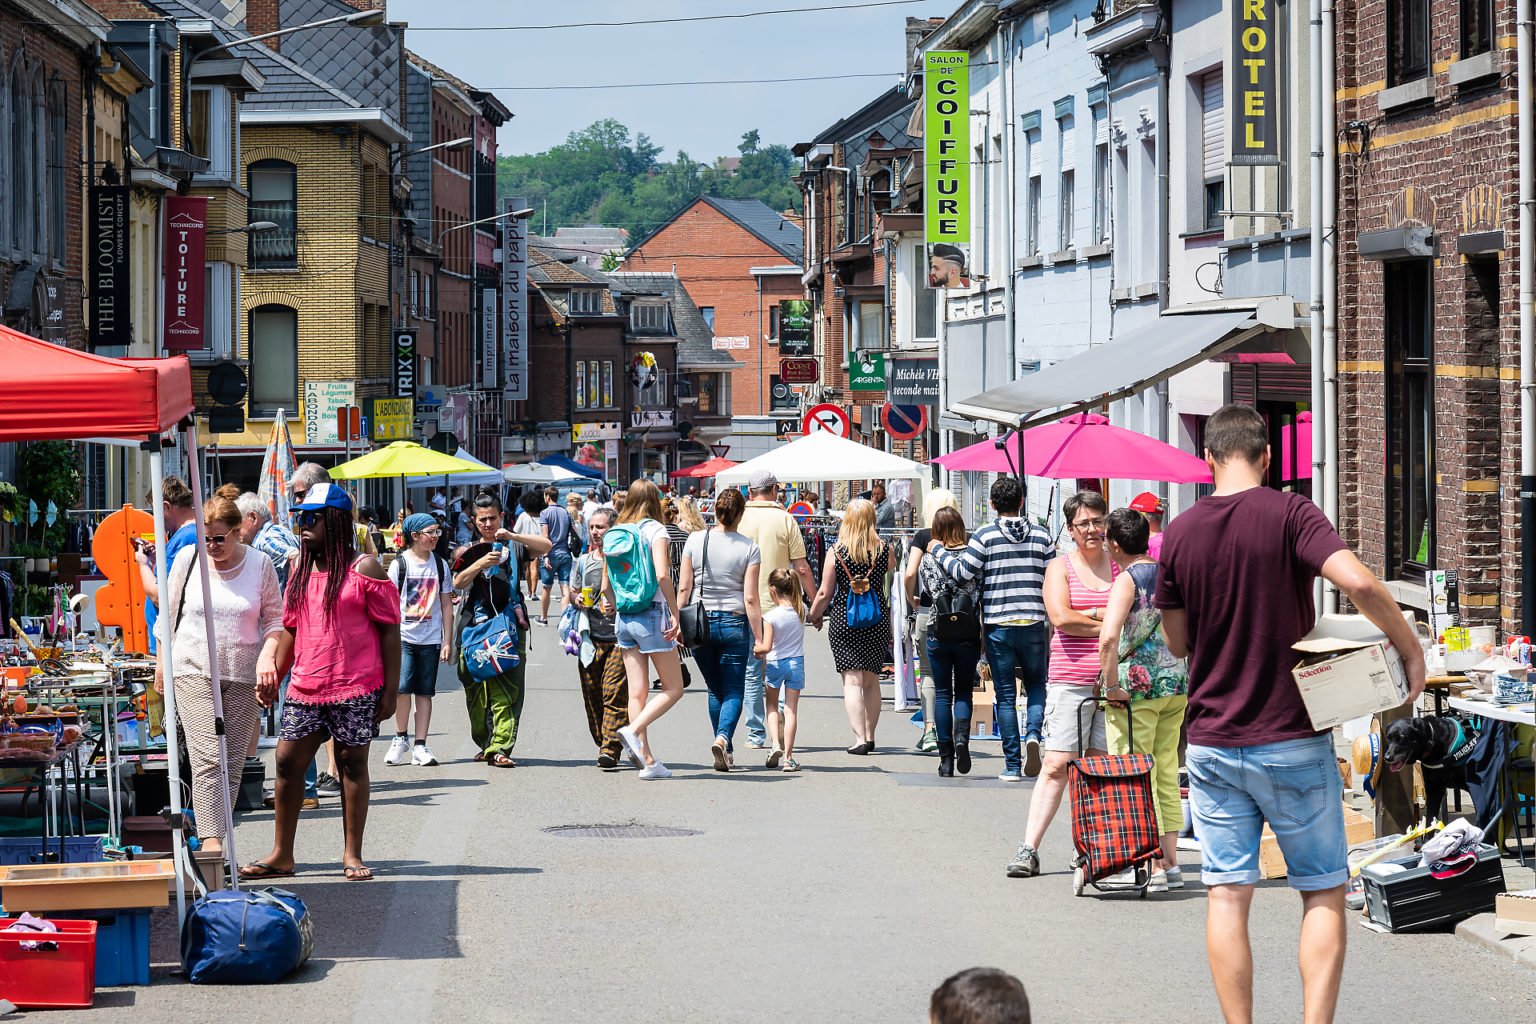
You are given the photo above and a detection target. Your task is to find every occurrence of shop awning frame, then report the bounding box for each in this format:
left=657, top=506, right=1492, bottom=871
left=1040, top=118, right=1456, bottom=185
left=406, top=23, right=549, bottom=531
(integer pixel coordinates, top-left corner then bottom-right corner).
left=947, top=296, right=1302, bottom=429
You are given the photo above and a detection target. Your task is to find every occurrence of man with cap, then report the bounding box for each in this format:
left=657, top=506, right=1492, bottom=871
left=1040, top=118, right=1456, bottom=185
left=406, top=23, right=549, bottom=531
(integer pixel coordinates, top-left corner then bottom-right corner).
left=737, top=470, right=819, bottom=747
left=1129, top=492, right=1166, bottom=561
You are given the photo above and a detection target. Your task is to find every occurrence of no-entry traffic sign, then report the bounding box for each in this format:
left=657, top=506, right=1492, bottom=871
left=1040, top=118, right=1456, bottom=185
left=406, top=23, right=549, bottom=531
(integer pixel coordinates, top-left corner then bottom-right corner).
left=881, top=402, right=928, bottom=441
left=803, top=403, right=851, bottom=438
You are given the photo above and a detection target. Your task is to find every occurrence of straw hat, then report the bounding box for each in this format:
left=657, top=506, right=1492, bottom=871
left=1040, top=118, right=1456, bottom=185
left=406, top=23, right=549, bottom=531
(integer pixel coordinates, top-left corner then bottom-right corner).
left=1350, top=718, right=1384, bottom=799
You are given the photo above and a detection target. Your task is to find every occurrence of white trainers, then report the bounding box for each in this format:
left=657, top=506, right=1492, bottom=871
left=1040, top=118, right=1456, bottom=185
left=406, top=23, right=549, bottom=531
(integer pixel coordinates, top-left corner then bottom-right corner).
left=1164, top=866, right=1185, bottom=889
left=637, top=761, right=672, bottom=780
left=384, top=735, right=410, bottom=766
left=616, top=726, right=645, bottom=768
left=411, top=743, right=439, bottom=767
left=1148, top=870, right=1169, bottom=893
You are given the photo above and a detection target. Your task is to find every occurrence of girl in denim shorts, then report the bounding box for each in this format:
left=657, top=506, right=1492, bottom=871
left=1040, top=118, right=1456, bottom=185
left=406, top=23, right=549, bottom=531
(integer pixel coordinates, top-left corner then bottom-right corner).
left=754, top=569, right=807, bottom=772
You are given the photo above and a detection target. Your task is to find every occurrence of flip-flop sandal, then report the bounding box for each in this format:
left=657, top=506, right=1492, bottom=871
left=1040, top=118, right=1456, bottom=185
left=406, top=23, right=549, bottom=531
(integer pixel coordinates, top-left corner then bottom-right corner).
left=343, top=864, right=374, bottom=881
left=473, top=751, right=487, bottom=762
left=488, top=753, right=516, bottom=768
left=239, top=861, right=295, bottom=880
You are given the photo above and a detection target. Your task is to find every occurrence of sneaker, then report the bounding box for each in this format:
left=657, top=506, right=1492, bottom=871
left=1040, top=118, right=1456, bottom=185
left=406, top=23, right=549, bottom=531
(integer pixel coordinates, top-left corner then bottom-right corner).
left=782, top=758, right=801, bottom=772
left=1164, top=866, right=1185, bottom=889
left=411, top=743, right=439, bottom=767
left=536, top=615, right=549, bottom=626
left=1148, top=870, right=1169, bottom=893
left=384, top=735, right=411, bottom=766
left=597, top=751, right=619, bottom=770
left=637, top=761, right=672, bottom=780
left=766, top=747, right=783, bottom=769
left=746, top=739, right=768, bottom=749
left=1104, top=866, right=1139, bottom=888
left=998, top=769, right=1023, bottom=783
left=315, top=772, right=341, bottom=795
left=616, top=726, right=645, bottom=768
left=1024, top=738, right=1043, bottom=778
left=1006, top=844, right=1041, bottom=878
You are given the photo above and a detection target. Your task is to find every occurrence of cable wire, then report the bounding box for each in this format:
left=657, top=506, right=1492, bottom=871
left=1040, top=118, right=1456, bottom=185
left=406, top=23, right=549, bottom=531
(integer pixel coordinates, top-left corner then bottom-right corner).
left=484, top=72, right=898, bottom=91
left=408, top=1, right=927, bottom=32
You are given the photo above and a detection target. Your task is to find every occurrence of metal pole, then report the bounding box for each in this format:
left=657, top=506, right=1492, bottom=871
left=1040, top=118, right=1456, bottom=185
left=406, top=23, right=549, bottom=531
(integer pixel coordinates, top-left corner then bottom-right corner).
left=1520, top=0, right=1535, bottom=634
left=1322, top=0, right=1340, bottom=612
left=1309, top=0, right=1327, bottom=615
left=145, top=442, right=189, bottom=927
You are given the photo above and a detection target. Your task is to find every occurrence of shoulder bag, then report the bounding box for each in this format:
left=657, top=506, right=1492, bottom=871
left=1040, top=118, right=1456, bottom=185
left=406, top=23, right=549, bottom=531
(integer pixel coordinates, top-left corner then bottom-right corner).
left=678, top=530, right=712, bottom=649
left=838, top=547, right=881, bottom=630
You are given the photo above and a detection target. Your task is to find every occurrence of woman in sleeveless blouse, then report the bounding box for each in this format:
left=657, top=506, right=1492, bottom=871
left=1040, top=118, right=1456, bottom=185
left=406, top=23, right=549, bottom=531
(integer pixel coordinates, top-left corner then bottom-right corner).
left=808, top=499, right=891, bottom=754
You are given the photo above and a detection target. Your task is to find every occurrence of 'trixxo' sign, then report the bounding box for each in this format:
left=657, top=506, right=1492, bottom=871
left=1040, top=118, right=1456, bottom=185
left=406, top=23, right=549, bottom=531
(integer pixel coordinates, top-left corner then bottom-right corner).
left=163, top=195, right=207, bottom=351
left=393, top=329, right=417, bottom=398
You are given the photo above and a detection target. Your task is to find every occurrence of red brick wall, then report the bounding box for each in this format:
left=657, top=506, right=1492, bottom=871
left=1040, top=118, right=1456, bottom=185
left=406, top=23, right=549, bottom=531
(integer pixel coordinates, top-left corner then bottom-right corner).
left=624, top=201, right=800, bottom=416
left=431, top=94, right=474, bottom=387
left=1334, top=0, right=1519, bottom=625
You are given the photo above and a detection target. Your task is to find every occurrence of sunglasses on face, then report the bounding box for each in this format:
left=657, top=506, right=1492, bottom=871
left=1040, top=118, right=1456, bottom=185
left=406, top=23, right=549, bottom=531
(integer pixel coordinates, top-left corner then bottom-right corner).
left=205, top=530, right=232, bottom=546
left=294, top=510, right=321, bottom=528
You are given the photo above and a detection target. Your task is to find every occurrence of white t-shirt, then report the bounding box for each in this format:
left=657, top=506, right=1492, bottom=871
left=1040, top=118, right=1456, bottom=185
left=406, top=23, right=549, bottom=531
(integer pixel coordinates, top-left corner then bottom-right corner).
left=393, top=551, right=454, bottom=645
left=763, top=605, right=805, bottom=661
left=682, top=529, right=761, bottom=614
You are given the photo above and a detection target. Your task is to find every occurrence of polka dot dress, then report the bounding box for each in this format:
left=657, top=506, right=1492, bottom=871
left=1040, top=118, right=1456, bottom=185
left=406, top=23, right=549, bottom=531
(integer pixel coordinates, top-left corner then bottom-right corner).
left=828, top=544, right=891, bottom=673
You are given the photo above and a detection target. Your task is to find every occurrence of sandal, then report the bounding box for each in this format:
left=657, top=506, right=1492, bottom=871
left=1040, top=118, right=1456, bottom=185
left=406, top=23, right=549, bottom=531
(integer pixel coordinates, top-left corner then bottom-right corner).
left=343, top=864, right=374, bottom=881
left=782, top=758, right=801, bottom=772
left=473, top=751, right=486, bottom=762
left=239, top=860, right=295, bottom=880
left=488, top=752, right=516, bottom=768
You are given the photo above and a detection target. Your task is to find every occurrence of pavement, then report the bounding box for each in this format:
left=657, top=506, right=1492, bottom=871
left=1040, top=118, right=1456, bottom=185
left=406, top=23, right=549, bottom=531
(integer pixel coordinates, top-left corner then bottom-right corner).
left=59, top=616, right=1536, bottom=1022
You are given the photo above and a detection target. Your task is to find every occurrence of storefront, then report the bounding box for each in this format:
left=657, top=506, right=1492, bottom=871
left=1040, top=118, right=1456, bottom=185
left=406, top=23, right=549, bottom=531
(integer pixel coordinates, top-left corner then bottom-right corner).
left=572, top=420, right=621, bottom=482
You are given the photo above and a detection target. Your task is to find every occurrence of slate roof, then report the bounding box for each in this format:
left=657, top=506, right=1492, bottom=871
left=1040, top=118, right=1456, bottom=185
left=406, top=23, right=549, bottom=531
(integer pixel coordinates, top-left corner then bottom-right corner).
left=608, top=272, right=741, bottom=369
left=528, top=246, right=618, bottom=316
left=627, top=195, right=804, bottom=264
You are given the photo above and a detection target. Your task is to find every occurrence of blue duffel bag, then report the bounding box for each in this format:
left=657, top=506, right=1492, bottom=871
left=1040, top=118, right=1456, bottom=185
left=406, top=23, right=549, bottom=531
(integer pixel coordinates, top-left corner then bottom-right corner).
left=181, top=886, right=314, bottom=984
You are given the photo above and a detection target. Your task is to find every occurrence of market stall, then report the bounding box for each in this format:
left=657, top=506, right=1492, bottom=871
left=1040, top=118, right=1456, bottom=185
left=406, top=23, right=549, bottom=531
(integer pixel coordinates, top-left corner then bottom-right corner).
left=715, top=431, right=928, bottom=494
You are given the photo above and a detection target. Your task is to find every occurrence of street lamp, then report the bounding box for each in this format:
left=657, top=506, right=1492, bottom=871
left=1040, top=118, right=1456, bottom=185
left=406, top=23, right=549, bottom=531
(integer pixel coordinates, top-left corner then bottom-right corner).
left=207, top=221, right=279, bottom=235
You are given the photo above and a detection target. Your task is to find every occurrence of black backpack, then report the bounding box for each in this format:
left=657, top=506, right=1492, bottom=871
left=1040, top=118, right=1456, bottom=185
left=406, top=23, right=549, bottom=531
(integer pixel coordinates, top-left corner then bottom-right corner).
left=932, top=582, right=981, bottom=644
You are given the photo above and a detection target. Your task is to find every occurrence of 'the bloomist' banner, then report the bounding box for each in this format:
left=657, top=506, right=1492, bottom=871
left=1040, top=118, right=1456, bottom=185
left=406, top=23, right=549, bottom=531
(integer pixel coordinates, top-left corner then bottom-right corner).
left=1231, top=0, right=1278, bottom=165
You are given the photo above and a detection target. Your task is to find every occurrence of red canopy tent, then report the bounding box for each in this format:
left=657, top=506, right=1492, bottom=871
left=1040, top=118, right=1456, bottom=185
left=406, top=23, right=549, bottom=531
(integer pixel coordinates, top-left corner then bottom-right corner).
left=669, top=456, right=738, bottom=479
left=0, top=325, right=226, bottom=921
left=0, top=324, right=193, bottom=441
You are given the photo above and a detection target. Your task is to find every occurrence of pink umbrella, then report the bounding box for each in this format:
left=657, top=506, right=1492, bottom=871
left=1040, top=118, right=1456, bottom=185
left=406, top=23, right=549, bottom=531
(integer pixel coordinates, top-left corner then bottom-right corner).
left=933, top=414, right=1213, bottom=484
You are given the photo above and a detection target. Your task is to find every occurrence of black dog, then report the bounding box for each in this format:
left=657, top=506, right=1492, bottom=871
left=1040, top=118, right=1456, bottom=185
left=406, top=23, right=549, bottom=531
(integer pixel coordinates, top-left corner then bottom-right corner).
left=1382, top=715, right=1480, bottom=822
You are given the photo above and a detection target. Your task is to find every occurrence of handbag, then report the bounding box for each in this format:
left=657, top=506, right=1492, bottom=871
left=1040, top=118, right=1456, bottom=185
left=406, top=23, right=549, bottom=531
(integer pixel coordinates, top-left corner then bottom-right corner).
left=677, top=529, right=712, bottom=649
left=459, top=569, right=521, bottom=682
left=838, top=547, right=882, bottom=630
left=181, top=886, right=313, bottom=984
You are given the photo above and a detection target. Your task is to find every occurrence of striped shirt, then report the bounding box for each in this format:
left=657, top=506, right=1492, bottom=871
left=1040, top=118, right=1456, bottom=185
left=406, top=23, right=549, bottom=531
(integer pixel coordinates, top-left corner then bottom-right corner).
left=934, top=517, right=1056, bottom=625
left=1049, top=554, right=1118, bottom=684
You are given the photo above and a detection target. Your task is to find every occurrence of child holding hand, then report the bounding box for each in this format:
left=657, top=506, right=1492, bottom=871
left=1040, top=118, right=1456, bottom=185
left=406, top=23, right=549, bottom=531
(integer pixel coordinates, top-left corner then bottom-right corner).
left=753, top=568, right=807, bottom=772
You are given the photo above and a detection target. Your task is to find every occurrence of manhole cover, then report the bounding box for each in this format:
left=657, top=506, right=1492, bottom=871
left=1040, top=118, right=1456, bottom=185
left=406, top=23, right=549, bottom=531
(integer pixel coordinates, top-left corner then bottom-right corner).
left=542, top=824, right=701, bottom=839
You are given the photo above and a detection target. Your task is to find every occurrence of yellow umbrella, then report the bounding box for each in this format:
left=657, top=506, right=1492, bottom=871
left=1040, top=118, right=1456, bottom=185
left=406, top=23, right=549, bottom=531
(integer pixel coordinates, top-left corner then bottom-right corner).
left=328, top=441, right=486, bottom=480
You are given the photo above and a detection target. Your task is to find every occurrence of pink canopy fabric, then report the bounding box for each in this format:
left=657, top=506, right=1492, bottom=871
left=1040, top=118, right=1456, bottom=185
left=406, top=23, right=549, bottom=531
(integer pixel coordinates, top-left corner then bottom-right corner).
left=933, top=414, right=1213, bottom=484
left=670, top=456, right=738, bottom=478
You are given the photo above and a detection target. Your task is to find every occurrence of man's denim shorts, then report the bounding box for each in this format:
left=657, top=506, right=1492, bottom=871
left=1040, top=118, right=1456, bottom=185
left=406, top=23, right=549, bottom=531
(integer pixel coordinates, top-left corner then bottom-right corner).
left=539, top=548, right=573, bottom=587
left=614, top=603, right=672, bottom=654
left=1186, top=733, right=1348, bottom=891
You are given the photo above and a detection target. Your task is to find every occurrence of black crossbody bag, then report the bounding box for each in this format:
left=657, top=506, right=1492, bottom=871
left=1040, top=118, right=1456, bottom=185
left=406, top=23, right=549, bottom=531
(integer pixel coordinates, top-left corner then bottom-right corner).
left=678, top=530, right=712, bottom=649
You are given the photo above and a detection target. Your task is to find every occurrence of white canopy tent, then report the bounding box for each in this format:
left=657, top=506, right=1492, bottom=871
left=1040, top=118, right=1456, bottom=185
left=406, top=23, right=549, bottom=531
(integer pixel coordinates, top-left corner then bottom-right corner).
left=403, top=447, right=504, bottom=488
left=503, top=461, right=592, bottom=485
left=715, top=431, right=928, bottom=493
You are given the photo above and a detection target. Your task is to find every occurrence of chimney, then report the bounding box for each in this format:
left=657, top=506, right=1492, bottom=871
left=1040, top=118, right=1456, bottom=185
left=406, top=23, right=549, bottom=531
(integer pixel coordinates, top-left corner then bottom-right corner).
left=246, top=0, right=279, bottom=48
left=905, top=16, right=934, bottom=76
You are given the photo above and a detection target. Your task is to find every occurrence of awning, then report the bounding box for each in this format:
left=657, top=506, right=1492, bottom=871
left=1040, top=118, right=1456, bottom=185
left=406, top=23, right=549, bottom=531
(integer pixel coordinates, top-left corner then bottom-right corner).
left=948, top=297, right=1301, bottom=428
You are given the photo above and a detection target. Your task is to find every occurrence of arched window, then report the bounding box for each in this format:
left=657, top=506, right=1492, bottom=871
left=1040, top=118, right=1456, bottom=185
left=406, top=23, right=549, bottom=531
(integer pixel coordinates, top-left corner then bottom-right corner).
left=248, top=304, right=298, bottom=414
left=47, top=76, right=65, bottom=263
left=29, top=66, right=44, bottom=258
left=247, top=159, right=296, bottom=268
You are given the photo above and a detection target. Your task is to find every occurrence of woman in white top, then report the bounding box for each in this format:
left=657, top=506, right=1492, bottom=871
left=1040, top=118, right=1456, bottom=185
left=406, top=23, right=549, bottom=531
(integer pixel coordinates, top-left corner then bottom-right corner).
left=160, top=484, right=283, bottom=854
left=677, top=488, right=762, bottom=772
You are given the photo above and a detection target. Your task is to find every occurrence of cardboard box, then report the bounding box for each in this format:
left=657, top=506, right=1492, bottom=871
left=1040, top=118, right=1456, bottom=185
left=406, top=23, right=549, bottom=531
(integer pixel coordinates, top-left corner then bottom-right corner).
left=1292, top=614, right=1411, bottom=730
left=1260, top=804, right=1375, bottom=879
left=1496, top=890, right=1536, bottom=937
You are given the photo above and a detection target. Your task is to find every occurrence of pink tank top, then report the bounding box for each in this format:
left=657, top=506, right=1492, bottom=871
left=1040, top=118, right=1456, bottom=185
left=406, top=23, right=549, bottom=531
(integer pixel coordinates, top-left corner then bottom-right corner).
left=1048, top=554, right=1118, bottom=685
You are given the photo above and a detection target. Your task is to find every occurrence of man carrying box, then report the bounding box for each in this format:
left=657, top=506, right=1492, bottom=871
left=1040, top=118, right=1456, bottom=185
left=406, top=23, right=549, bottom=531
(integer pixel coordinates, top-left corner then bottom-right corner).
left=1155, top=404, right=1425, bottom=1024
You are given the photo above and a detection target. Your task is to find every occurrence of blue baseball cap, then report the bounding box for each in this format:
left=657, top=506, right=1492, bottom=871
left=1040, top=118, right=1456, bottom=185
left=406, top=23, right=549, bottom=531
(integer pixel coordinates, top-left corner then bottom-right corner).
left=292, top=481, right=353, bottom=514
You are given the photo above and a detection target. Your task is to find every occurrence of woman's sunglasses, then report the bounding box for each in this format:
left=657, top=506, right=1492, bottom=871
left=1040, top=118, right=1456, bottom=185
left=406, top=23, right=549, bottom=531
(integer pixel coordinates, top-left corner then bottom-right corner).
left=205, top=530, right=233, bottom=546
left=294, top=510, right=321, bottom=528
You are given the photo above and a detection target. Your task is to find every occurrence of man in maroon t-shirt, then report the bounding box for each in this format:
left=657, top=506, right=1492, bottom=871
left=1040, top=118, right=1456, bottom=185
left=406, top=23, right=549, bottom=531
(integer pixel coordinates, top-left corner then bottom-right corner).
left=1155, top=405, right=1423, bottom=1024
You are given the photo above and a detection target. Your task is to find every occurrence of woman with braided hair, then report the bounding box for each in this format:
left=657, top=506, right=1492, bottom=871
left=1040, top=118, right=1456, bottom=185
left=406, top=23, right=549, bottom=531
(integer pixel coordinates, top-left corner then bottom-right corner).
left=242, top=483, right=401, bottom=883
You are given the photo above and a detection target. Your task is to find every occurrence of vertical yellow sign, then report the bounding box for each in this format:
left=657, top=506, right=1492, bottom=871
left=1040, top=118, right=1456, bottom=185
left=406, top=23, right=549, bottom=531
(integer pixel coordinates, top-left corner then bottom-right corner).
left=925, top=51, right=970, bottom=288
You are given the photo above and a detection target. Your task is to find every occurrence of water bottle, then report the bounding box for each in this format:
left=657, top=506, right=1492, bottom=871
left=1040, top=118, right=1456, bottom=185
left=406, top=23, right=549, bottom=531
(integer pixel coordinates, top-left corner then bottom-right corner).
left=487, top=541, right=505, bottom=580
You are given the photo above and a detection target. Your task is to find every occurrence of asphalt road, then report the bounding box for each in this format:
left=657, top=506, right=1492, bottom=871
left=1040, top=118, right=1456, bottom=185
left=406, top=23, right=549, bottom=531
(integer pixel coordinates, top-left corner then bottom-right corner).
left=67, top=620, right=1536, bottom=1023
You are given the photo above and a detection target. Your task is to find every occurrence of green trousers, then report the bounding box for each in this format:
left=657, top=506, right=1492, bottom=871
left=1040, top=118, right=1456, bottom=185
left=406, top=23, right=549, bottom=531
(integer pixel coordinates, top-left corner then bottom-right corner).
left=461, top=642, right=526, bottom=756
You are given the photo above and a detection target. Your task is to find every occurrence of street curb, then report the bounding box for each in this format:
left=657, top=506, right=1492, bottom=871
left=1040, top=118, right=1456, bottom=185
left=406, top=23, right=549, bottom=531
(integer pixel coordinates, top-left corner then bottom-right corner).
left=1456, top=913, right=1536, bottom=970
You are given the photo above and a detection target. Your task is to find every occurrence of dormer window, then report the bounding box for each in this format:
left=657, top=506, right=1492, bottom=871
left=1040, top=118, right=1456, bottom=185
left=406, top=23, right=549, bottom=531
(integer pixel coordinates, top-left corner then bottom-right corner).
left=570, top=288, right=603, bottom=315
left=630, top=299, right=668, bottom=333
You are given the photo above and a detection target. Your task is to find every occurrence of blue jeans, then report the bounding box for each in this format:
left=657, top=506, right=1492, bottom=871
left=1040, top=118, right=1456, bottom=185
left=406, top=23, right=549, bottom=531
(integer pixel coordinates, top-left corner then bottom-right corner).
left=1187, top=734, right=1348, bottom=891
left=743, top=650, right=767, bottom=744
left=926, top=636, right=979, bottom=746
left=693, top=611, right=751, bottom=750
left=982, top=622, right=1048, bottom=772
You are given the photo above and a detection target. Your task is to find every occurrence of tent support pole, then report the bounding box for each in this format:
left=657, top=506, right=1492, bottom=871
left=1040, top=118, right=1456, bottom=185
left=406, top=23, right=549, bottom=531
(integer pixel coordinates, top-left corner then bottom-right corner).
left=145, top=439, right=190, bottom=928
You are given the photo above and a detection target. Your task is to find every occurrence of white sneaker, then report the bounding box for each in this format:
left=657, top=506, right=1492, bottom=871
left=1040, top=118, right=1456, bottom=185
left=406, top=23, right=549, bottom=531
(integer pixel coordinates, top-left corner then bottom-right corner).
left=384, top=735, right=410, bottom=766
left=637, top=761, right=672, bottom=780
left=617, top=726, right=645, bottom=768
left=411, top=743, right=439, bottom=767
left=1148, top=870, right=1169, bottom=893
left=1164, top=866, right=1185, bottom=889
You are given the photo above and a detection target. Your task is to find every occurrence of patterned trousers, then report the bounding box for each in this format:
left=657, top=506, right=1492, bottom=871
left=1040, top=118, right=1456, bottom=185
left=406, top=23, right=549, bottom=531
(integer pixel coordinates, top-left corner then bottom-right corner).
left=577, top=638, right=629, bottom=760
left=177, top=674, right=262, bottom=840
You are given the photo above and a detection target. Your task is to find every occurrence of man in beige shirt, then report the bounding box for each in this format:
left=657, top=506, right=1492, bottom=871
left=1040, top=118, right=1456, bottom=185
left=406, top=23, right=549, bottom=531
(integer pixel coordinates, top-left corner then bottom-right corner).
left=736, top=470, right=818, bottom=747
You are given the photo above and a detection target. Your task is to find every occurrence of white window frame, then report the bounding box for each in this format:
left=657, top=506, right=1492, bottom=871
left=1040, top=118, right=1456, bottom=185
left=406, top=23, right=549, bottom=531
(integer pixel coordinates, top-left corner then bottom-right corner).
left=188, top=85, right=232, bottom=180
left=630, top=299, right=668, bottom=332
left=1091, top=105, right=1110, bottom=245
left=910, top=242, right=937, bottom=343
left=1025, top=127, right=1042, bottom=256
left=571, top=288, right=603, bottom=315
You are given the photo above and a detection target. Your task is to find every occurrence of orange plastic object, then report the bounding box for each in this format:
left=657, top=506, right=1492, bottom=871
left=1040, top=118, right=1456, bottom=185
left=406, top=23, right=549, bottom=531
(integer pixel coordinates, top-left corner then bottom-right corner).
left=91, top=505, right=154, bottom=654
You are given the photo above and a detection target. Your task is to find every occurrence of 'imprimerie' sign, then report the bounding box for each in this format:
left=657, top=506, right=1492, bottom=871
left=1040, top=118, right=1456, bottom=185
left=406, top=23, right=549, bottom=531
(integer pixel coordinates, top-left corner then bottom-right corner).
left=1231, top=0, right=1279, bottom=165
left=924, top=51, right=970, bottom=244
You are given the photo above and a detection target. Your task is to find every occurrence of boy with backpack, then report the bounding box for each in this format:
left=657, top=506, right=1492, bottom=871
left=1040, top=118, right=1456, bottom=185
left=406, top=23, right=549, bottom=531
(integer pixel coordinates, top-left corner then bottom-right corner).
left=385, top=513, right=455, bottom=767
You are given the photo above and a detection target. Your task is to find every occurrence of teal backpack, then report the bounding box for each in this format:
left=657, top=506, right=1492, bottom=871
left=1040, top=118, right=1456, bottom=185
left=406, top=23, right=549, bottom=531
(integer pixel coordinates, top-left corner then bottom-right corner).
left=602, top=522, right=660, bottom=614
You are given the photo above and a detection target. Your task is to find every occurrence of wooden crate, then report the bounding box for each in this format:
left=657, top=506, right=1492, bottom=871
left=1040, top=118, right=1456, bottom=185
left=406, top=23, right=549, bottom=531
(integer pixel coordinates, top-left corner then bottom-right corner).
left=1259, top=805, right=1375, bottom=880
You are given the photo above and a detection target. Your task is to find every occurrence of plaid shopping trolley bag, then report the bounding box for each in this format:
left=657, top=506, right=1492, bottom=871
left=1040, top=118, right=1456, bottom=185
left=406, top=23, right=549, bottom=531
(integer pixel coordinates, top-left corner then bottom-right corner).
left=1067, top=697, right=1161, bottom=897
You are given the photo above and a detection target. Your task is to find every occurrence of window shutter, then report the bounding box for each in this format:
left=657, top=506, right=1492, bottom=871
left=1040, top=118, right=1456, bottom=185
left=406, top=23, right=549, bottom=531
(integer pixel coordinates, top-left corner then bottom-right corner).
left=1094, top=109, right=1108, bottom=146
left=1202, top=70, right=1224, bottom=180
left=1059, top=117, right=1075, bottom=172
left=1027, top=129, right=1042, bottom=177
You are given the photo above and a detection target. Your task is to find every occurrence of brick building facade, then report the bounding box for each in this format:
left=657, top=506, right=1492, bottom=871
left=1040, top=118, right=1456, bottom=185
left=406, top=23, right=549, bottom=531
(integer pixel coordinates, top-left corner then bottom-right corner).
left=1335, top=0, right=1518, bottom=624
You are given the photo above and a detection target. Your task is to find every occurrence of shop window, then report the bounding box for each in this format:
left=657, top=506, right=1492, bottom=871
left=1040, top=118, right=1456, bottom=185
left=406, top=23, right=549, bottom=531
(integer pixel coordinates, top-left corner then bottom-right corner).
left=249, top=304, right=297, bottom=415
left=248, top=160, right=297, bottom=268
left=1385, top=260, right=1435, bottom=580
left=1388, top=0, right=1431, bottom=85
left=1461, top=0, right=1493, bottom=58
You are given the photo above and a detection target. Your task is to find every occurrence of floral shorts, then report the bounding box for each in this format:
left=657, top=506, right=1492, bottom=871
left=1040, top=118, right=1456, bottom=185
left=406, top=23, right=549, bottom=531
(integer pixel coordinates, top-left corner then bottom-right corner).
left=279, top=693, right=381, bottom=748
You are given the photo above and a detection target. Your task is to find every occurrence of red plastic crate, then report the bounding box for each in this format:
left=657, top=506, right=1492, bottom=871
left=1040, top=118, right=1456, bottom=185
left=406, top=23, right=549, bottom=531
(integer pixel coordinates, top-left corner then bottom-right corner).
left=0, top=917, right=97, bottom=1009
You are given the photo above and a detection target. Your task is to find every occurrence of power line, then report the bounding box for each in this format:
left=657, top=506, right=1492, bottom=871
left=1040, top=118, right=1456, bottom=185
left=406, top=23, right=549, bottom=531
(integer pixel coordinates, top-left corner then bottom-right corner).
left=485, top=72, right=898, bottom=92
left=409, top=1, right=927, bottom=32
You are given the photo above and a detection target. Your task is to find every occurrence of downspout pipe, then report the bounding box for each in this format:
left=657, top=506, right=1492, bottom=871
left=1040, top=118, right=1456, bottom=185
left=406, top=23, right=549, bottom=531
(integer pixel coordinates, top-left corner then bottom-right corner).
left=1322, top=0, right=1340, bottom=611
left=1520, top=0, right=1535, bottom=633
left=1309, top=0, right=1325, bottom=517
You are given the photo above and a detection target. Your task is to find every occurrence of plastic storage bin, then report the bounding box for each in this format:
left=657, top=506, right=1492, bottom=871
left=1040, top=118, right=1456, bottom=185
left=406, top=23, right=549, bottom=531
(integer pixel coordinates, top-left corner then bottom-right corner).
left=1361, top=842, right=1506, bottom=931
left=0, top=917, right=97, bottom=1008
left=0, top=834, right=106, bottom=866
left=56, top=909, right=151, bottom=986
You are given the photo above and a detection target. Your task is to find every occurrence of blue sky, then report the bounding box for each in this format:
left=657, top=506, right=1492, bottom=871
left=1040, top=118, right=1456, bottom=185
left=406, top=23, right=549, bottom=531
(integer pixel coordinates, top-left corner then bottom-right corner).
left=390, top=0, right=925, bottom=160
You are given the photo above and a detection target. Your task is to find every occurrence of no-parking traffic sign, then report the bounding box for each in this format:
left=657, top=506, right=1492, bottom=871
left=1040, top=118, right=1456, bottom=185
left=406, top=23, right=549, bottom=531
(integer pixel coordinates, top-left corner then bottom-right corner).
left=802, top=403, right=851, bottom=438
left=881, top=403, right=927, bottom=441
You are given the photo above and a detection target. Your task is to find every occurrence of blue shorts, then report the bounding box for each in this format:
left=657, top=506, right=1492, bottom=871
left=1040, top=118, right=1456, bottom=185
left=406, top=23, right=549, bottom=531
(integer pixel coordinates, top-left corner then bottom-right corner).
left=539, top=548, right=573, bottom=587
left=765, top=657, right=805, bottom=691
left=614, top=604, right=673, bottom=654
left=398, top=641, right=440, bottom=697
left=1187, top=734, right=1348, bottom=891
